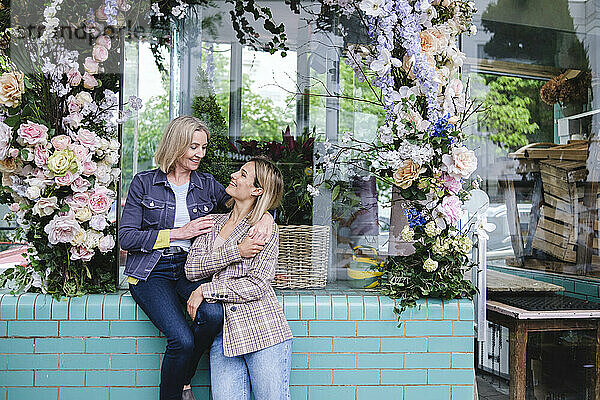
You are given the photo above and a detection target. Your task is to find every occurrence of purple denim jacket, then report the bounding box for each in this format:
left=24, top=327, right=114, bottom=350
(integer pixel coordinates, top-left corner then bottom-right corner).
left=119, top=168, right=229, bottom=280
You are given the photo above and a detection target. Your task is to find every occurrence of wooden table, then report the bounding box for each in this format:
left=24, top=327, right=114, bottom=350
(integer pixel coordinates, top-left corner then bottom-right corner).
left=486, top=291, right=600, bottom=400
left=486, top=270, right=564, bottom=293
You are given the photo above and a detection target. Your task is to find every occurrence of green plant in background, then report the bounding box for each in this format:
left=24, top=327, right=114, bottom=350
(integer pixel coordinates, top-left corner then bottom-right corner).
left=192, top=67, right=237, bottom=189
left=237, top=126, right=315, bottom=225
left=476, top=74, right=553, bottom=151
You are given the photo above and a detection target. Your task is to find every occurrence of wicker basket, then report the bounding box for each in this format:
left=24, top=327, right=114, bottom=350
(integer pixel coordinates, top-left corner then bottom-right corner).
left=274, top=225, right=330, bottom=289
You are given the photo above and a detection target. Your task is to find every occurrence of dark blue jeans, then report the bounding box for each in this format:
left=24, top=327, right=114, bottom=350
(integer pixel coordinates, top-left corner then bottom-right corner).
left=129, top=253, right=224, bottom=400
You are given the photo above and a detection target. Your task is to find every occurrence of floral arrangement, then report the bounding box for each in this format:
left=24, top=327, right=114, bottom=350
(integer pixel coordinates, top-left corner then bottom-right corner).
left=309, top=0, right=480, bottom=311
left=0, top=0, right=138, bottom=296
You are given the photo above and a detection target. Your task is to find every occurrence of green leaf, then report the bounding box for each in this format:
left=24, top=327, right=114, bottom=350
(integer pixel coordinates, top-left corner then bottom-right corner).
left=332, top=185, right=341, bottom=201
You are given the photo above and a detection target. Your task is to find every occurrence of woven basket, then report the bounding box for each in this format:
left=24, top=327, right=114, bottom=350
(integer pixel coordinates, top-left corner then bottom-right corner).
left=274, top=225, right=330, bottom=289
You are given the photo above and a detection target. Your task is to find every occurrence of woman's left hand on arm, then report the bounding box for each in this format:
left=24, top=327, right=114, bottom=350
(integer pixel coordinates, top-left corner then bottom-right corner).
left=187, top=287, right=205, bottom=320
left=248, top=212, right=274, bottom=242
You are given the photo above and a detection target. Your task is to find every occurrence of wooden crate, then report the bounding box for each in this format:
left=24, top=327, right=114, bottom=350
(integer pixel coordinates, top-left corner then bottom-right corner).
left=532, top=159, right=588, bottom=263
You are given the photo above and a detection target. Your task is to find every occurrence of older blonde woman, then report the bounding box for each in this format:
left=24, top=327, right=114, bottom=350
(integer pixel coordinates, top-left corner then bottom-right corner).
left=119, top=116, right=273, bottom=400
left=185, top=157, right=293, bottom=400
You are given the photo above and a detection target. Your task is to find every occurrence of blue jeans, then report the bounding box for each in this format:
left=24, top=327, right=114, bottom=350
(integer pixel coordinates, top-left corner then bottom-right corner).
left=210, top=332, right=292, bottom=400
left=128, top=253, right=224, bottom=400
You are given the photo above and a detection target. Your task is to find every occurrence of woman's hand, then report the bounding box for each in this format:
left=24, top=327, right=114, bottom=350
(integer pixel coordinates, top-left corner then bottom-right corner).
left=187, top=287, right=205, bottom=320
left=171, top=216, right=214, bottom=240
left=248, top=212, right=273, bottom=242
left=238, top=236, right=265, bottom=258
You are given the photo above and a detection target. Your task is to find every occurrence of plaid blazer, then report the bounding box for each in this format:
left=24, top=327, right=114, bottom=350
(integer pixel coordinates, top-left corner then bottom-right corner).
left=185, top=213, right=292, bottom=357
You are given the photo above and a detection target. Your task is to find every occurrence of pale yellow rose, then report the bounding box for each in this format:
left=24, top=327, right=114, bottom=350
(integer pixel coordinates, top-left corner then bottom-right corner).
left=393, top=159, right=426, bottom=189
left=0, top=71, right=25, bottom=108
left=47, top=149, right=78, bottom=176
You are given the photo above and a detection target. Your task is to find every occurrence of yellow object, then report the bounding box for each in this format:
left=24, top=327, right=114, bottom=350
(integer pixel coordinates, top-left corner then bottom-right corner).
left=126, top=276, right=139, bottom=285
left=153, top=230, right=171, bottom=249
left=347, top=268, right=383, bottom=280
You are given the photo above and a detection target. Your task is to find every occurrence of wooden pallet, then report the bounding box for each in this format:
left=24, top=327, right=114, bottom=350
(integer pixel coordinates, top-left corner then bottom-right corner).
left=531, top=159, right=589, bottom=263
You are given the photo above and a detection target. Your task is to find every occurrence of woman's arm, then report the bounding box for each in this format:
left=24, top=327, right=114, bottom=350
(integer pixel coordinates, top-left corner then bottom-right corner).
left=185, top=234, right=243, bottom=281
left=118, top=174, right=161, bottom=253
left=199, top=224, right=279, bottom=303
left=185, top=230, right=266, bottom=281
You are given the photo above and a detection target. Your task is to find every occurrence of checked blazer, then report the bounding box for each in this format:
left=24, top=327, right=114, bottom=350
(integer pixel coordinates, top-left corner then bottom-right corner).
left=185, top=213, right=292, bottom=357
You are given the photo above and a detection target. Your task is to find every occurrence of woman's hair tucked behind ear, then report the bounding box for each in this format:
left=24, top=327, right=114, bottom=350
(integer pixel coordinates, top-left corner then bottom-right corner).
left=247, top=157, right=283, bottom=225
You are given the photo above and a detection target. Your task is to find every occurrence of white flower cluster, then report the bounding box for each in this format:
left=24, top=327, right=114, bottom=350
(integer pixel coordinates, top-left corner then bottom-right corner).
left=39, top=0, right=64, bottom=43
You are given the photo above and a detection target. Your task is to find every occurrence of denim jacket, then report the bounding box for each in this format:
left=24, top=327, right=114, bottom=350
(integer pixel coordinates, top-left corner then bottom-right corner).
left=119, top=168, right=229, bottom=280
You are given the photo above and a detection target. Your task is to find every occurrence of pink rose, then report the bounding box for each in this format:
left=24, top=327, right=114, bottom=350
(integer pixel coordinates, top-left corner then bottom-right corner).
left=9, top=203, right=19, bottom=212
left=92, top=45, right=109, bottom=63
left=442, top=174, right=462, bottom=194
left=8, top=148, right=18, bottom=158
left=82, top=73, right=98, bottom=89
left=84, top=57, right=99, bottom=74
left=70, top=246, right=94, bottom=261
left=89, top=214, right=108, bottom=231
left=44, top=212, right=83, bottom=245
left=51, top=135, right=71, bottom=151
left=67, top=69, right=82, bottom=86
left=437, top=195, right=463, bottom=225
left=76, top=128, right=98, bottom=150
left=17, top=121, right=48, bottom=145
left=82, top=159, right=97, bottom=176
left=67, top=95, right=82, bottom=114
left=66, top=192, right=89, bottom=210
left=98, top=235, right=115, bottom=252
left=71, top=176, right=91, bottom=193
left=89, top=188, right=112, bottom=214
left=55, top=171, right=76, bottom=186
left=96, top=35, right=112, bottom=50
left=69, top=144, right=89, bottom=161
left=34, top=145, right=49, bottom=167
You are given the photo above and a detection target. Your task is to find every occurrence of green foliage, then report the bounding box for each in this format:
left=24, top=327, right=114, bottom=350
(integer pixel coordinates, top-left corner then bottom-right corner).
left=237, top=126, right=314, bottom=225
left=380, top=241, right=477, bottom=316
left=477, top=75, right=553, bottom=150
left=192, top=68, right=237, bottom=188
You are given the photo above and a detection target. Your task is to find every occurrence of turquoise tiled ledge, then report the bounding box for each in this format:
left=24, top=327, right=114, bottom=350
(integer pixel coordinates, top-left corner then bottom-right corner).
left=0, top=292, right=475, bottom=400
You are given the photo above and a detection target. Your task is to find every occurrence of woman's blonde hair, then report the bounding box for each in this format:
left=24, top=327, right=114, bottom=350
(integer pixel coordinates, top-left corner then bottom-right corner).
left=154, top=116, right=210, bottom=173
left=227, top=157, right=284, bottom=225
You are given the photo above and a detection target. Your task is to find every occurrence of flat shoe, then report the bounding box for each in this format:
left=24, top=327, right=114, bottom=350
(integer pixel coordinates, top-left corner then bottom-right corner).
left=182, top=389, right=196, bottom=400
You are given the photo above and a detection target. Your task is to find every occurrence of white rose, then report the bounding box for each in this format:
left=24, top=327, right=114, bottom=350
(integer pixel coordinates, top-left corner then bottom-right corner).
left=75, top=92, right=93, bottom=105
left=89, top=214, right=108, bottom=231
left=94, top=164, right=111, bottom=184
left=98, top=235, right=115, bottom=253
left=84, top=229, right=103, bottom=249
left=75, top=206, right=92, bottom=222
left=25, top=185, right=41, bottom=200
left=32, top=197, right=58, bottom=217
left=71, top=230, right=86, bottom=246
left=442, top=146, right=477, bottom=179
